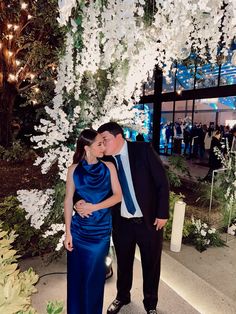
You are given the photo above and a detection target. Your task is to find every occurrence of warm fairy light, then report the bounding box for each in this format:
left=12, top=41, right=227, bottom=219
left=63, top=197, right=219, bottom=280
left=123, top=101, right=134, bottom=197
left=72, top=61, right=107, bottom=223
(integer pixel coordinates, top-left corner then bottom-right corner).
left=7, top=24, right=13, bottom=29
left=7, top=34, right=14, bottom=40
left=21, top=2, right=28, bottom=10
left=54, top=80, right=57, bottom=84
left=32, top=100, right=37, bottom=105
left=28, top=14, right=33, bottom=19
left=0, top=43, right=2, bottom=49
left=52, top=66, right=56, bottom=71
left=16, top=60, right=21, bottom=66
left=8, top=50, right=13, bottom=57
left=177, top=89, right=182, bottom=95
left=8, top=74, right=16, bottom=81
left=34, top=87, right=40, bottom=93
left=30, top=73, right=35, bottom=79
left=13, top=25, right=19, bottom=31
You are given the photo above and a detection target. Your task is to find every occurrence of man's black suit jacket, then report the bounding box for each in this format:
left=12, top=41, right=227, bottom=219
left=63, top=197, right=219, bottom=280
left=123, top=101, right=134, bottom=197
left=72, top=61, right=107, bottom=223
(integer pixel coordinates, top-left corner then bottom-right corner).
left=103, top=141, right=169, bottom=229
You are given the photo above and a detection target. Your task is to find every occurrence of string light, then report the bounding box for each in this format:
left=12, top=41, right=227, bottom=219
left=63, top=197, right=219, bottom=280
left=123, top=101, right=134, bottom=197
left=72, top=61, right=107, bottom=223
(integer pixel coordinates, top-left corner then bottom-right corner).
left=28, top=14, right=33, bottom=19
left=13, top=25, right=19, bottom=31
left=16, top=60, right=21, bottom=66
left=8, top=50, right=13, bottom=57
left=7, top=34, right=14, bottom=40
left=34, top=87, right=40, bottom=93
left=21, top=2, right=28, bottom=10
left=7, top=24, right=13, bottom=29
left=32, top=100, right=37, bottom=105
left=30, top=73, right=35, bottom=79
left=8, top=74, right=17, bottom=81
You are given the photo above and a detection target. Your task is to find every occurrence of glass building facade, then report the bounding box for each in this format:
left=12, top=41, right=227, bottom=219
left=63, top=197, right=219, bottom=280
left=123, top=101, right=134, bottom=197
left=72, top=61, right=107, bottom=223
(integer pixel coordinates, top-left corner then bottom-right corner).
left=139, top=50, right=236, bottom=154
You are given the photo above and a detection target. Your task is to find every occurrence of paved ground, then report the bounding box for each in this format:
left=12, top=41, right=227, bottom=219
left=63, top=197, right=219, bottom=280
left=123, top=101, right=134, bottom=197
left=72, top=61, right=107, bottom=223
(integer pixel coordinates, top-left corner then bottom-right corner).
left=20, top=253, right=199, bottom=314
left=19, top=236, right=236, bottom=314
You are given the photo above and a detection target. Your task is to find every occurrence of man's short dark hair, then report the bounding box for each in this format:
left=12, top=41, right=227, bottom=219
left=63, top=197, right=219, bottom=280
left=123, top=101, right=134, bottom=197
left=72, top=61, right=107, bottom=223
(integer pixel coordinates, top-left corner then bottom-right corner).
left=98, top=122, right=125, bottom=138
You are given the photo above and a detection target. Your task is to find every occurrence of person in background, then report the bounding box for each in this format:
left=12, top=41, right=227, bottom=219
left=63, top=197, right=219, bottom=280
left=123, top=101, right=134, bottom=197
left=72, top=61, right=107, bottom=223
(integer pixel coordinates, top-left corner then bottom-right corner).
left=204, top=123, right=214, bottom=157
left=164, top=122, right=172, bottom=155
left=64, top=129, right=121, bottom=314
left=204, top=130, right=223, bottom=181
left=183, top=124, right=191, bottom=156
left=136, top=133, right=144, bottom=141
left=197, top=123, right=206, bottom=159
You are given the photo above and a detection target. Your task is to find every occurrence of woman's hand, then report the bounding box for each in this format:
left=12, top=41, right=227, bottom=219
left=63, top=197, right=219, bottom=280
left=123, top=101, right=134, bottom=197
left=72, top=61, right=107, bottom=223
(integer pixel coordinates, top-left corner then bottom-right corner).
left=64, top=233, right=73, bottom=251
left=76, top=202, right=94, bottom=217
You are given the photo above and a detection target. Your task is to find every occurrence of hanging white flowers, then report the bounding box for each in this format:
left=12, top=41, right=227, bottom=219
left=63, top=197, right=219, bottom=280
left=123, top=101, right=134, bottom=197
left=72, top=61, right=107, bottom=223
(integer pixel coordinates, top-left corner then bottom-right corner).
left=17, top=189, right=55, bottom=229
left=18, top=0, right=236, bottom=252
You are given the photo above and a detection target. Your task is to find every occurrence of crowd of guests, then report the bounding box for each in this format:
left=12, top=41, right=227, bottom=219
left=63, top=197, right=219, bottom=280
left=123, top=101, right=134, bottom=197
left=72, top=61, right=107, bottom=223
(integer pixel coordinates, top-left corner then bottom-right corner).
left=163, top=120, right=236, bottom=180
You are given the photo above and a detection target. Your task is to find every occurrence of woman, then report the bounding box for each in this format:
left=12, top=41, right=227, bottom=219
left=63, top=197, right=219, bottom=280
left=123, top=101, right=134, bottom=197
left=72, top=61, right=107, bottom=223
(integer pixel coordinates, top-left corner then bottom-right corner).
left=64, top=129, right=122, bottom=314
left=204, top=130, right=223, bottom=181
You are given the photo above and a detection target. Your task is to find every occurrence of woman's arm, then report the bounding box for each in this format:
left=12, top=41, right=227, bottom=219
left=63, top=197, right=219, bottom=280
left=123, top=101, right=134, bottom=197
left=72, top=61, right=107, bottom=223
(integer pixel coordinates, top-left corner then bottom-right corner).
left=64, top=165, right=76, bottom=251
left=77, top=162, right=122, bottom=216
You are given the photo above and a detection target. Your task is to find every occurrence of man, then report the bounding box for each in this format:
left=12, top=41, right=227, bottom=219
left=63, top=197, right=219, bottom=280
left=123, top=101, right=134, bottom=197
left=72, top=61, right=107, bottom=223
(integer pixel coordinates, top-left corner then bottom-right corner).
left=76, top=122, right=169, bottom=314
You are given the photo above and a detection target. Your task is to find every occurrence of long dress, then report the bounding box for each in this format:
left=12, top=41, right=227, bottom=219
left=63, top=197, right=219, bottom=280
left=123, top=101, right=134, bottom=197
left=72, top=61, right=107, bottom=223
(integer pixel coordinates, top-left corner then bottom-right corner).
left=67, top=159, right=112, bottom=314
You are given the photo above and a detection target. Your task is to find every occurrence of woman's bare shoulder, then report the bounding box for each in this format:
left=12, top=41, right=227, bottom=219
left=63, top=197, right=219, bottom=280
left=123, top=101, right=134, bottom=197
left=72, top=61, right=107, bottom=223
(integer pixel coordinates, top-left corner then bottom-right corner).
left=68, top=163, right=78, bottom=172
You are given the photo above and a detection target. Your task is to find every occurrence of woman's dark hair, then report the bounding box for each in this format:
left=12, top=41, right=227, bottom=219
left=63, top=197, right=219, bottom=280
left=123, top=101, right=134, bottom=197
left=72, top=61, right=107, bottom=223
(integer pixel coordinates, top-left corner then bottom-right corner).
left=73, top=129, right=98, bottom=164
left=97, top=122, right=124, bottom=138
left=213, top=130, right=221, bottom=137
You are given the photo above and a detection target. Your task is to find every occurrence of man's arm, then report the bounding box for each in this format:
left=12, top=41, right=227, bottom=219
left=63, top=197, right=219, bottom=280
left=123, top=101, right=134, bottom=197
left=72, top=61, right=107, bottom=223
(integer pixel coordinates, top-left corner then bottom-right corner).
left=73, top=191, right=82, bottom=207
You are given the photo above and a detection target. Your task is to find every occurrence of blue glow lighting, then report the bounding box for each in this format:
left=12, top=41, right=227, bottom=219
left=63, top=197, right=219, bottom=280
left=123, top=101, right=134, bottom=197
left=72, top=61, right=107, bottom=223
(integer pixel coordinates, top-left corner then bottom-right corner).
left=219, top=96, right=236, bottom=108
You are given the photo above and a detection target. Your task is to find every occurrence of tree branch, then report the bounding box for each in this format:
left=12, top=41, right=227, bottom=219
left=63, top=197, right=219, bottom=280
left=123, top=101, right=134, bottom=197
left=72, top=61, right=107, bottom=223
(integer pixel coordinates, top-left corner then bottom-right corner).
left=18, top=82, right=37, bottom=93
left=20, top=18, right=35, bottom=35
left=15, top=43, right=32, bottom=55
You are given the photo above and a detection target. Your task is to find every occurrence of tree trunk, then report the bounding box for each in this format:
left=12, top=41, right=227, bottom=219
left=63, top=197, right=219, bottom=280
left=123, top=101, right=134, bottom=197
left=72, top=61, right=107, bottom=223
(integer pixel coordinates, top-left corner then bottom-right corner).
left=0, top=82, right=18, bottom=148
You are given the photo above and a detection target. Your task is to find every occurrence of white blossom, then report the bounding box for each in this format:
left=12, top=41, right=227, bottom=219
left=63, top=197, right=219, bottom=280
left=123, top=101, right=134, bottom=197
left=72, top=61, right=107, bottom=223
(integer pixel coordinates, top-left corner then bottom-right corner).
left=17, top=189, right=55, bottom=229
left=201, top=229, right=207, bottom=237
left=227, top=224, right=236, bottom=236
left=56, top=234, right=66, bottom=251
left=43, top=224, right=65, bottom=238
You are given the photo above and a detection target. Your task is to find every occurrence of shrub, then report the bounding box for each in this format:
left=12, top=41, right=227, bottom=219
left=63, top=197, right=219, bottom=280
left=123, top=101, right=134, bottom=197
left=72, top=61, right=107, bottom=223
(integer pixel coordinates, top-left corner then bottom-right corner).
left=166, top=155, right=190, bottom=188
left=183, top=217, right=225, bottom=252
left=0, top=226, right=64, bottom=314
left=0, top=141, right=35, bottom=162
left=0, top=227, right=38, bottom=313
left=0, top=196, right=59, bottom=259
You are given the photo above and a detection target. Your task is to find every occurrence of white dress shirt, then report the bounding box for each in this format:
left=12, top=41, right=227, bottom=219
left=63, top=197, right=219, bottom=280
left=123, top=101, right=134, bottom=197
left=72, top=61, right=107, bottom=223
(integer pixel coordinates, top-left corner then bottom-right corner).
left=114, top=141, right=143, bottom=218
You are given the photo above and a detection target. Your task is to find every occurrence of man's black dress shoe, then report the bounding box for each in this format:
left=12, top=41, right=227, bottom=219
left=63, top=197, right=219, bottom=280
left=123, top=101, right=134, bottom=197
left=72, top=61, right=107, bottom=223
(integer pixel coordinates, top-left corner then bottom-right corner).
left=146, top=309, right=157, bottom=314
left=107, top=299, right=130, bottom=314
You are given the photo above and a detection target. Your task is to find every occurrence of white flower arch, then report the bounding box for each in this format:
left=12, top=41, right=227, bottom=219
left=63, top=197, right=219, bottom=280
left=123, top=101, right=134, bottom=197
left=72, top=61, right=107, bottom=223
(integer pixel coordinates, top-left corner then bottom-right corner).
left=17, top=0, right=236, bottom=248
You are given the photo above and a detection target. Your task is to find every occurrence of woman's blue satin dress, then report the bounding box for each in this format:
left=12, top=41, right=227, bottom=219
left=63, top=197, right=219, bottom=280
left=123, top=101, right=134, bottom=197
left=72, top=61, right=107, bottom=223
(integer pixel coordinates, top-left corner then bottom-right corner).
left=67, top=160, right=112, bottom=314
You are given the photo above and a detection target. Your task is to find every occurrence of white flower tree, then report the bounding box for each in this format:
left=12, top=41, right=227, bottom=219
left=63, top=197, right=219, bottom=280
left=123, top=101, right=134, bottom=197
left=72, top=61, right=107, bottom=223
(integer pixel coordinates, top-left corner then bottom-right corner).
left=17, top=0, right=236, bottom=251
